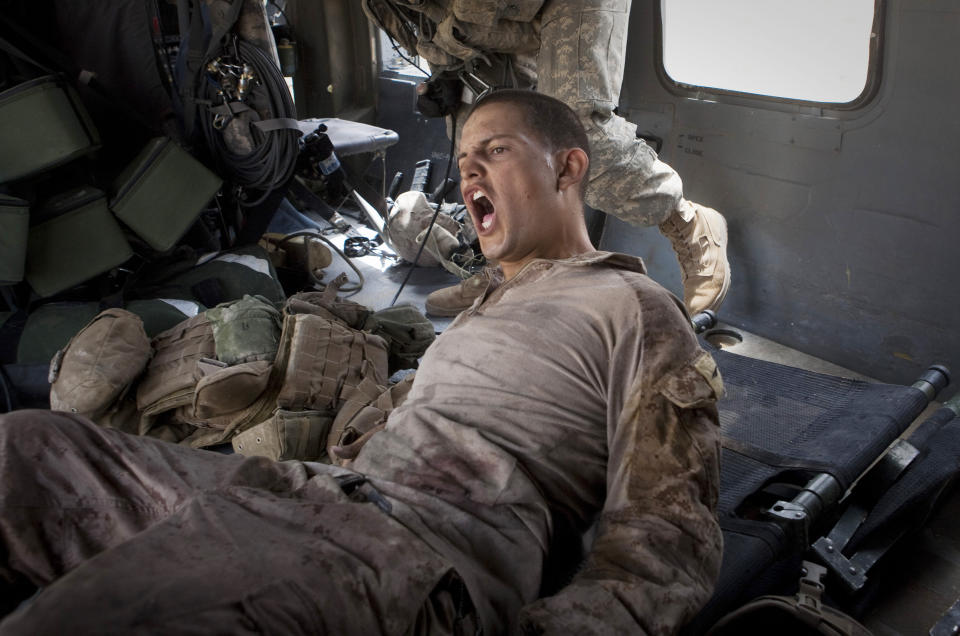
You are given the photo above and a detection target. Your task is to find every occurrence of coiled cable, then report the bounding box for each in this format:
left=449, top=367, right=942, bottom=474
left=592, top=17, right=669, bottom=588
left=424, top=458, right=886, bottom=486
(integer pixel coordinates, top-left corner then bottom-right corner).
left=198, top=38, right=299, bottom=207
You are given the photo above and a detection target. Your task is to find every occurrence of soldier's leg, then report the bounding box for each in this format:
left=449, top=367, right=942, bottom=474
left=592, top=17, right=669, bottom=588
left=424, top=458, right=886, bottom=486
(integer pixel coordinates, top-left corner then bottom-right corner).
left=0, top=410, right=309, bottom=591
left=536, top=0, right=730, bottom=313
left=0, top=477, right=455, bottom=634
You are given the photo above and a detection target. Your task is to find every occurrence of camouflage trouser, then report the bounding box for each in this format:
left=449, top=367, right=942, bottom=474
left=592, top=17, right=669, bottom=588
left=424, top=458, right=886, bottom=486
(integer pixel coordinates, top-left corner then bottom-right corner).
left=537, top=0, right=687, bottom=225
left=456, top=0, right=689, bottom=226
left=0, top=410, right=475, bottom=635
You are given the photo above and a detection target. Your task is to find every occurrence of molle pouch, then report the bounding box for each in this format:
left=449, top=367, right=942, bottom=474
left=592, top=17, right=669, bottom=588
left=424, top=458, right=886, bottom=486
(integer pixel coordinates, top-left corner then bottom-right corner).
left=363, top=304, right=436, bottom=372
left=0, top=75, right=100, bottom=183
left=192, top=359, right=273, bottom=423
left=49, top=308, right=151, bottom=422
left=231, top=409, right=333, bottom=461
left=25, top=187, right=132, bottom=298
left=275, top=313, right=389, bottom=413
left=110, top=137, right=222, bottom=252
left=136, top=312, right=215, bottom=419
left=328, top=373, right=416, bottom=464
left=0, top=195, right=29, bottom=284
left=205, top=294, right=282, bottom=365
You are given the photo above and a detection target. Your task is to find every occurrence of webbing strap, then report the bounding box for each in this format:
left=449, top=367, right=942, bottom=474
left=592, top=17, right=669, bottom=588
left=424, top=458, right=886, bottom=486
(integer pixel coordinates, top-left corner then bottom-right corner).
left=279, top=316, right=316, bottom=409
left=317, top=328, right=347, bottom=409
left=322, top=272, right=349, bottom=302
left=344, top=335, right=366, bottom=390
left=252, top=117, right=301, bottom=132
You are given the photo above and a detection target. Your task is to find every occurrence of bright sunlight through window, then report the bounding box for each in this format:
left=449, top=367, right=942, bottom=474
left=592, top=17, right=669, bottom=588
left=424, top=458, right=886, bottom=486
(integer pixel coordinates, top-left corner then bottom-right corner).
left=661, top=0, right=877, bottom=103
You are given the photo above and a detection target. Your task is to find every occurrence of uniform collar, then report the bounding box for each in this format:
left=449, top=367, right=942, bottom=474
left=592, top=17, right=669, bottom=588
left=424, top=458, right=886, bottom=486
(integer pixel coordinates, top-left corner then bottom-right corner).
left=462, top=251, right=648, bottom=317
left=494, top=250, right=647, bottom=282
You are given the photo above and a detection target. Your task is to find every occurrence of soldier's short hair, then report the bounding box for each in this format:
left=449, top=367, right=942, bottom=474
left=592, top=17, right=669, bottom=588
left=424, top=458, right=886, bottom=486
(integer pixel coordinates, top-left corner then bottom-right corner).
left=466, top=89, right=591, bottom=196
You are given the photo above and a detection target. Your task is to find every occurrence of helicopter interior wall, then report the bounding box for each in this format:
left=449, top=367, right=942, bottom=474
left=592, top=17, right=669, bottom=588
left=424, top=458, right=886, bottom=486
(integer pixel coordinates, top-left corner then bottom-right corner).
left=613, top=0, right=960, bottom=385
left=320, top=0, right=958, bottom=385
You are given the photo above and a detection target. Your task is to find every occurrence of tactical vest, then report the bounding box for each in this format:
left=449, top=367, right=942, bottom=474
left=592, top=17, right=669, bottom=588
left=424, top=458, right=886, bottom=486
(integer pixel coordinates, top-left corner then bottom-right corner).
left=132, top=295, right=389, bottom=449
left=48, top=277, right=432, bottom=461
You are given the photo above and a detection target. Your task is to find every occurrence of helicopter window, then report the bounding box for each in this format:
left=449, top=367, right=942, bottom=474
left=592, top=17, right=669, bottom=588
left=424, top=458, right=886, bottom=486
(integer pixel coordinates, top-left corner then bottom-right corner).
left=659, top=0, right=879, bottom=105
left=378, top=31, right=430, bottom=78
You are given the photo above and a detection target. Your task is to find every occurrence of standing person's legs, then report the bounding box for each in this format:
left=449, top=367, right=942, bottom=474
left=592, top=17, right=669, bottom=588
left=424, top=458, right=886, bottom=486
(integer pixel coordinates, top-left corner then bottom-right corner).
left=536, top=0, right=730, bottom=313
left=538, top=0, right=680, bottom=226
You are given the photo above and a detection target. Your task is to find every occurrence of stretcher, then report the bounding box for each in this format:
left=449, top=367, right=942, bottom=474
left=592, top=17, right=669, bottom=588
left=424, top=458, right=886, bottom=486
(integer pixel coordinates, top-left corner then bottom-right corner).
left=683, top=313, right=955, bottom=633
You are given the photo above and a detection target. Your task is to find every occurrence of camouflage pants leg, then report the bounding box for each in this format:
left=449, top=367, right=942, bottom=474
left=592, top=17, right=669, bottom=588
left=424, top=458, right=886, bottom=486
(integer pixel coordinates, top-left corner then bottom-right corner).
left=0, top=411, right=469, bottom=635
left=537, top=0, right=687, bottom=226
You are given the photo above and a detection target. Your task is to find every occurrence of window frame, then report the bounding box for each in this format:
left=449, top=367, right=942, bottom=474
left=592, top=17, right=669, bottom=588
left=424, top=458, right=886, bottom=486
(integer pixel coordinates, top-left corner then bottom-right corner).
left=654, top=0, right=886, bottom=111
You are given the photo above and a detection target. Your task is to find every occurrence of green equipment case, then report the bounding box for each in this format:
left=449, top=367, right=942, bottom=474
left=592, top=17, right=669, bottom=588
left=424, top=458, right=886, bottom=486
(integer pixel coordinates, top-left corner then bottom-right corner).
left=110, top=137, right=222, bottom=252
left=0, top=75, right=100, bottom=183
left=25, top=187, right=133, bottom=297
left=0, top=194, right=29, bottom=284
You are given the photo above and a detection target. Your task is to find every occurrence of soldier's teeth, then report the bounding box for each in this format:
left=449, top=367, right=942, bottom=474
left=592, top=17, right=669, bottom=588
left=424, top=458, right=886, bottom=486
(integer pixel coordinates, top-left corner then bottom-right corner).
left=482, top=216, right=493, bottom=230
left=473, top=190, right=485, bottom=202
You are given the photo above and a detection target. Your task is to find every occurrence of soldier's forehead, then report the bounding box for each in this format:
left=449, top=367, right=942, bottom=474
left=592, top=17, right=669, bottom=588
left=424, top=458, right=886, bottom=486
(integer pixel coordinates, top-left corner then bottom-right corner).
left=461, top=106, right=541, bottom=150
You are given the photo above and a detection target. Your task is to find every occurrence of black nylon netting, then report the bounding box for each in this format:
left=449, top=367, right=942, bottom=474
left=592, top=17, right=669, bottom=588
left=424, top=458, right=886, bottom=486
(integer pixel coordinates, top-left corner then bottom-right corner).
left=713, top=346, right=928, bottom=515
left=684, top=346, right=930, bottom=635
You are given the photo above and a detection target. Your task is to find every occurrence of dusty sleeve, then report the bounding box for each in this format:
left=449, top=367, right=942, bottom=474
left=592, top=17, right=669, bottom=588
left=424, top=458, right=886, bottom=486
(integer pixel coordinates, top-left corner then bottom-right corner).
left=517, top=346, right=724, bottom=635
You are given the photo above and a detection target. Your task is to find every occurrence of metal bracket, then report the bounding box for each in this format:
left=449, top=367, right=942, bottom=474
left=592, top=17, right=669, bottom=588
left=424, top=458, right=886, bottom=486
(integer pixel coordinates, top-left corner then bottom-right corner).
left=811, top=438, right=922, bottom=593
left=765, top=471, right=844, bottom=549
left=766, top=500, right=810, bottom=549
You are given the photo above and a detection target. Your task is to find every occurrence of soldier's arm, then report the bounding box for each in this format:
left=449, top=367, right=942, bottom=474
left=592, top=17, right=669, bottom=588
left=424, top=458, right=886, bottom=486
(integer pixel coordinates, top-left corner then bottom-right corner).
left=518, top=318, right=723, bottom=635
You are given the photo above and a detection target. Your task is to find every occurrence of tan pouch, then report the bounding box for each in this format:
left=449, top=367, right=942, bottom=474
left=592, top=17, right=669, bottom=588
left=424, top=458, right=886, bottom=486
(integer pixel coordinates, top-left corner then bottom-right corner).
left=49, top=308, right=151, bottom=422
left=192, top=359, right=273, bottom=422
left=276, top=313, right=389, bottom=413
left=259, top=232, right=333, bottom=276
left=328, top=373, right=416, bottom=464
left=232, top=409, right=333, bottom=461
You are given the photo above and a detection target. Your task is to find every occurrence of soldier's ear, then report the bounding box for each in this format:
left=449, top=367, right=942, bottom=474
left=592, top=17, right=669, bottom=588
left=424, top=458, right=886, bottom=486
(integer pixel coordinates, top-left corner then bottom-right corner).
left=556, top=148, right=589, bottom=194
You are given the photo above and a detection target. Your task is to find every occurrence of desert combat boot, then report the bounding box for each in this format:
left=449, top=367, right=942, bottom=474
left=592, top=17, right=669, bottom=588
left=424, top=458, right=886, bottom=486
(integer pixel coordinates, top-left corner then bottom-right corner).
left=424, top=271, right=490, bottom=317
left=659, top=201, right=731, bottom=314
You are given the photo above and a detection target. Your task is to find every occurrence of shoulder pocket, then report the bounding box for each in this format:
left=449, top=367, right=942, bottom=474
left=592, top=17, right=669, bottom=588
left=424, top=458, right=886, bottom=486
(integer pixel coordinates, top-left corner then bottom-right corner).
left=657, top=351, right=724, bottom=409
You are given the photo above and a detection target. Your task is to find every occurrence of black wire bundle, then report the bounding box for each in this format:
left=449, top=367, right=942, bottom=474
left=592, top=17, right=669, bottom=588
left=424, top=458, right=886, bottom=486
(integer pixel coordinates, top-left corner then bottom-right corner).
left=199, top=39, right=299, bottom=207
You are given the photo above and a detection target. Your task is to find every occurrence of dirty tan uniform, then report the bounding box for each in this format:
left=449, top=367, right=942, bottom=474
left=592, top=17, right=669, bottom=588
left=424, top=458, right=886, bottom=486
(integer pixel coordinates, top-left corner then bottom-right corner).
left=0, top=252, right=721, bottom=634
left=364, top=0, right=694, bottom=226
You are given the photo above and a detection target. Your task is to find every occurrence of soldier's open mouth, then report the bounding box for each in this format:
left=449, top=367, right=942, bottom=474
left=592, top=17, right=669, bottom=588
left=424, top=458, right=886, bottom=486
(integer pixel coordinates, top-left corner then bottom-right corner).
left=472, top=191, right=496, bottom=232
